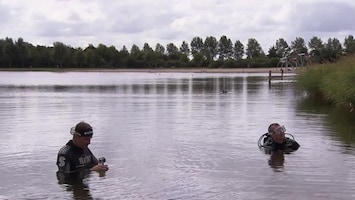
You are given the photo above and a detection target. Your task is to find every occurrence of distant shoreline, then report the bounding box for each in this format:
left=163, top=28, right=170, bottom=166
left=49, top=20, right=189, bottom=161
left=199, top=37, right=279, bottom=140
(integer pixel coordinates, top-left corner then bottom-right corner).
left=0, top=67, right=299, bottom=74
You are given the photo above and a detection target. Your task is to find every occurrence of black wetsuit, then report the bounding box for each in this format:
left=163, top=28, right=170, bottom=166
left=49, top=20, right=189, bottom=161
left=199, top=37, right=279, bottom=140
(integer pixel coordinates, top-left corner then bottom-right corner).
left=56, top=140, right=98, bottom=183
left=263, top=136, right=300, bottom=152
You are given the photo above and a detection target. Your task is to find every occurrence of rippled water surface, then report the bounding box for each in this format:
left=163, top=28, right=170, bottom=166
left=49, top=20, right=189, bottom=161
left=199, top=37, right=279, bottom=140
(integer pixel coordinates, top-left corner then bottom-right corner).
left=0, top=71, right=354, bottom=200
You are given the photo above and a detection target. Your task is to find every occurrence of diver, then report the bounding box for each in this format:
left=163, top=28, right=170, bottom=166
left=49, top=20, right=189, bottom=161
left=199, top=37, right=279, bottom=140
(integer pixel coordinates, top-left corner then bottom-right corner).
left=258, top=123, right=300, bottom=153
left=56, top=121, right=108, bottom=185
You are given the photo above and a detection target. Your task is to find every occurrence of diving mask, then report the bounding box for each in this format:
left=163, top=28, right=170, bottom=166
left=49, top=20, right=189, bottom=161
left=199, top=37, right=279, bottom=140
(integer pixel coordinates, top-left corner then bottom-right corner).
left=273, top=125, right=286, bottom=135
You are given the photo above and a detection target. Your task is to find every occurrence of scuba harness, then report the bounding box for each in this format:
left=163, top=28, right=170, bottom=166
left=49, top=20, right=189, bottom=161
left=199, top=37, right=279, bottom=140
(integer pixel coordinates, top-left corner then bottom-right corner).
left=257, top=132, right=296, bottom=148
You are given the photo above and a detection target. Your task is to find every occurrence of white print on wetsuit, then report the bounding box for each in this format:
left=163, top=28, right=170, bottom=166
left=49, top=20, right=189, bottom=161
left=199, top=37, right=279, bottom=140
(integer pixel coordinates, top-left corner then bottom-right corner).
left=58, top=156, right=66, bottom=167
left=79, top=155, right=91, bottom=166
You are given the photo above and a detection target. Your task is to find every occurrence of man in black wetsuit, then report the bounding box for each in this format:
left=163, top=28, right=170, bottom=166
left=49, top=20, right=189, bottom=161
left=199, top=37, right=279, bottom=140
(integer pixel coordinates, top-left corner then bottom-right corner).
left=263, top=123, right=300, bottom=151
left=56, top=121, right=108, bottom=183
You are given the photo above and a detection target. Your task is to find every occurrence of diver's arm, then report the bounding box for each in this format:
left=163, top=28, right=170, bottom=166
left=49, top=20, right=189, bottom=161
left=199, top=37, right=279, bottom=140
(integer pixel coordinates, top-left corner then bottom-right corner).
left=57, top=154, right=72, bottom=173
left=90, top=164, right=109, bottom=172
left=87, top=149, right=109, bottom=172
left=286, top=138, right=300, bottom=150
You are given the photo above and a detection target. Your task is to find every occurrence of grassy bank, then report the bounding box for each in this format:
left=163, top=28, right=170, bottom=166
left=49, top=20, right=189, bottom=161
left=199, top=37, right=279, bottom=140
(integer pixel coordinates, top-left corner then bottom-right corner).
left=296, top=54, right=355, bottom=109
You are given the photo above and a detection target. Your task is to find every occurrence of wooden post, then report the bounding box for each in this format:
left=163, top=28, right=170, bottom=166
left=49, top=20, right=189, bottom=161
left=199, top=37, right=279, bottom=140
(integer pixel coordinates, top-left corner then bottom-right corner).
left=269, top=70, right=271, bottom=84
left=281, top=69, right=284, bottom=80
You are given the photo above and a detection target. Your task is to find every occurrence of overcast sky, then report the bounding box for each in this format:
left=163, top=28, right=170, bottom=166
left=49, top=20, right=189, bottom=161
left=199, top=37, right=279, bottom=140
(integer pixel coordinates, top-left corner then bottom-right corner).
left=1, top=0, right=355, bottom=52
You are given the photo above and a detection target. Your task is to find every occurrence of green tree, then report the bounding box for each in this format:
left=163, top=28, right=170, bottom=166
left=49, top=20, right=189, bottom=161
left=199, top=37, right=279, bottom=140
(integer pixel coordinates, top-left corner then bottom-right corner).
left=96, top=44, right=110, bottom=66
left=107, top=45, right=120, bottom=67
left=179, top=41, right=190, bottom=66
left=94, top=44, right=119, bottom=67
left=84, top=44, right=102, bottom=68
left=2, top=37, right=16, bottom=67
left=191, top=52, right=206, bottom=67
left=218, top=35, right=233, bottom=60
left=155, top=43, right=165, bottom=56
left=142, top=43, right=155, bottom=67
left=321, top=38, right=343, bottom=61
left=53, top=42, right=68, bottom=67
left=291, top=37, right=308, bottom=54
left=64, top=46, right=75, bottom=67
left=154, top=43, right=166, bottom=67
left=190, top=36, right=204, bottom=57
left=267, top=46, right=278, bottom=58
left=308, top=36, right=323, bottom=56
left=130, top=44, right=142, bottom=59
left=326, top=38, right=342, bottom=52
left=73, top=47, right=85, bottom=68
left=344, top=35, right=355, bottom=54
left=233, top=40, right=244, bottom=60
left=166, top=43, right=180, bottom=60
left=15, top=38, right=30, bottom=67
left=275, top=38, right=290, bottom=57
left=0, top=39, right=5, bottom=66
left=203, top=36, right=218, bottom=61
left=33, top=45, right=52, bottom=67
left=117, top=45, right=129, bottom=68
left=246, top=38, right=264, bottom=59
left=180, top=41, right=190, bottom=57
left=126, top=44, right=143, bottom=68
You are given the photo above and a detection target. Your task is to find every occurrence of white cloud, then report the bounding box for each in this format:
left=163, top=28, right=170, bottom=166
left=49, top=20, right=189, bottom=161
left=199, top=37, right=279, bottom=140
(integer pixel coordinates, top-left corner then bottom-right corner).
left=1, top=0, right=354, bottom=51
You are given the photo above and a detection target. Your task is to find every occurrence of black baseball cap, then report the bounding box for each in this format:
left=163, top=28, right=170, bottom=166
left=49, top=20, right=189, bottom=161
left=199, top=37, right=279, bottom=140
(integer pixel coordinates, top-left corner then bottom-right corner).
left=70, top=121, right=93, bottom=137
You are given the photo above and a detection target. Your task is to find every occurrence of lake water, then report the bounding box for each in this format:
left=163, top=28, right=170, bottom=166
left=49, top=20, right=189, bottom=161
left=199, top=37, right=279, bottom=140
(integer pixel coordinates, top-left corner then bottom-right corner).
left=0, top=71, right=354, bottom=200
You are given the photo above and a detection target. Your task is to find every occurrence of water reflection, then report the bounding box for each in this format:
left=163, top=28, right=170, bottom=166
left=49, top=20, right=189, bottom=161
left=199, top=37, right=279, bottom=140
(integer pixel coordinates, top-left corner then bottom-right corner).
left=268, top=150, right=285, bottom=172
left=62, top=181, right=92, bottom=200
left=297, top=94, right=355, bottom=150
left=57, top=170, right=107, bottom=199
left=0, top=76, right=265, bottom=95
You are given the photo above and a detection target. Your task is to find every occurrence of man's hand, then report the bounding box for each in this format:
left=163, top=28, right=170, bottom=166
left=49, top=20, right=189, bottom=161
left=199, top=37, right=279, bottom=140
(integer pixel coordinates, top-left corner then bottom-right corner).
left=91, top=164, right=109, bottom=172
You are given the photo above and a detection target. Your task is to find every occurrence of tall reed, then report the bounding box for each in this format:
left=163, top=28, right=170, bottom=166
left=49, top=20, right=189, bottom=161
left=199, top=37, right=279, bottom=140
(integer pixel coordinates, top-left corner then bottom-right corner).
left=296, top=55, right=355, bottom=108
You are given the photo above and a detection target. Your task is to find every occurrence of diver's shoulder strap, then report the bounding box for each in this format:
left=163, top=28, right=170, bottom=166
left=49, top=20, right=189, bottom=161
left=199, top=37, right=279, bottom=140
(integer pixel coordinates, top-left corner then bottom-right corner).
left=263, top=136, right=273, bottom=146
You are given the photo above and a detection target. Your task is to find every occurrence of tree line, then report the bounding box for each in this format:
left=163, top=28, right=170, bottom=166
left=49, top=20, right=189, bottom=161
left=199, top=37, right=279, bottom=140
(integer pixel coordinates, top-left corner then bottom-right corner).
left=1, top=35, right=355, bottom=69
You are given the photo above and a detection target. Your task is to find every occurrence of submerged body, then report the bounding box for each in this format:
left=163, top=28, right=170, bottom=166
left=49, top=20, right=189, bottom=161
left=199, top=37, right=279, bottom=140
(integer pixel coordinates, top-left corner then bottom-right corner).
left=258, top=123, right=300, bottom=171
left=56, top=140, right=99, bottom=183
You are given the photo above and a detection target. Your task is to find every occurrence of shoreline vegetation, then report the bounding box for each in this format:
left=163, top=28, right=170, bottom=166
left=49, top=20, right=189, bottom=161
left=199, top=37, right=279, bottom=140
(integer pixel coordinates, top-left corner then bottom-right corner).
left=0, top=67, right=298, bottom=74
left=2, top=35, right=354, bottom=70
left=296, top=54, right=355, bottom=112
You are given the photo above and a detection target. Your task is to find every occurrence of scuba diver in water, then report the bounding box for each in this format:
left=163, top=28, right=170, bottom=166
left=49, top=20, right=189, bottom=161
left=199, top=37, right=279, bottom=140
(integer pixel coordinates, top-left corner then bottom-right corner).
left=56, top=121, right=108, bottom=184
left=258, top=123, right=300, bottom=152
left=258, top=123, right=300, bottom=171
left=56, top=121, right=109, bottom=199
